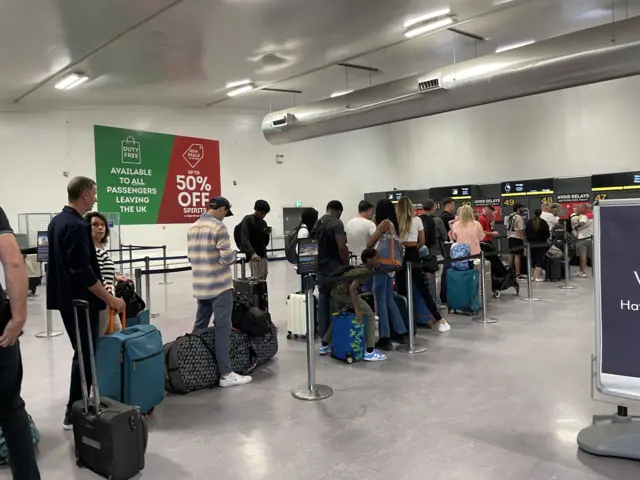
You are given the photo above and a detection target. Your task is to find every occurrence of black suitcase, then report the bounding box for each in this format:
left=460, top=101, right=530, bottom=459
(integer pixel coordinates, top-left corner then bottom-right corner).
left=233, top=279, right=269, bottom=312
left=545, top=257, right=563, bottom=282
left=71, top=300, right=147, bottom=479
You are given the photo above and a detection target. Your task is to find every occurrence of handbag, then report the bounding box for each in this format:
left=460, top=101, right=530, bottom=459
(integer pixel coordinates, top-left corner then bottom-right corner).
left=232, top=295, right=272, bottom=337
left=377, top=225, right=404, bottom=268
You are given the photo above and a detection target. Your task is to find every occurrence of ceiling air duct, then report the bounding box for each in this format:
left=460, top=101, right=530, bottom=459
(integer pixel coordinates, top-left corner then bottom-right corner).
left=263, top=16, right=640, bottom=145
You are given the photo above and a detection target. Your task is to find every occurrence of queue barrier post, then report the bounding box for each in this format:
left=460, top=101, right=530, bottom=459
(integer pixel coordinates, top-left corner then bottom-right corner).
left=144, top=256, right=160, bottom=318
left=35, top=307, right=64, bottom=339
left=292, top=276, right=333, bottom=401
left=159, top=245, right=173, bottom=285
left=520, top=243, right=541, bottom=303
left=473, top=250, right=498, bottom=324
left=559, top=238, right=577, bottom=290
left=128, top=245, right=134, bottom=279
left=135, top=267, right=142, bottom=294
left=397, top=262, right=427, bottom=354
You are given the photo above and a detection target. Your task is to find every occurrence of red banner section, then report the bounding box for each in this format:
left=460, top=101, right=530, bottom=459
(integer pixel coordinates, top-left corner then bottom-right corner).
left=157, top=136, right=221, bottom=224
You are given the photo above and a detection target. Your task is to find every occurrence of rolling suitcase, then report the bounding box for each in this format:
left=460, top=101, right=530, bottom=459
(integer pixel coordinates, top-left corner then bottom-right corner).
left=286, top=293, right=309, bottom=339
left=446, top=269, right=480, bottom=314
left=331, top=311, right=365, bottom=364
left=96, top=311, right=164, bottom=415
left=545, top=257, right=563, bottom=282
left=234, top=278, right=269, bottom=312
left=71, top=300, right=147, bottom=480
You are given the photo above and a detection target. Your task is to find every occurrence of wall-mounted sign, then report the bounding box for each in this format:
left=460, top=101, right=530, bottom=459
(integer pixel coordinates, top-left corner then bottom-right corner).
left=295, top=201, right=303, bottom=208
left=430, top=185, right=472, bottom=200
left=94, top=125, right=221, bottom=225
left=501, top=178, right=554, bottom=196
left=386, top=191, right=405, bottom=203
left=557, top=193, right=590, bottom=202
left=592, top=171, right=640, bottom=191
left=473, top=199, right=502, bottom=222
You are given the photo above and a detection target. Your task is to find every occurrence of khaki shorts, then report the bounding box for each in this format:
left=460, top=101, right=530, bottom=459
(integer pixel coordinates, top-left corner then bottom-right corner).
left=99, top=308, right=123, bottom=336
left=576, top=238, right=592, bottom=258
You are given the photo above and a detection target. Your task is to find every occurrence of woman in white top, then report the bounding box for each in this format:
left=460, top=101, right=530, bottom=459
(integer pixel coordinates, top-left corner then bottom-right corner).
left=295, top=208, right=319, bottom=290
left=396, top=197, right=450, bottom=333
left=85, top=212, right=126, bottom=335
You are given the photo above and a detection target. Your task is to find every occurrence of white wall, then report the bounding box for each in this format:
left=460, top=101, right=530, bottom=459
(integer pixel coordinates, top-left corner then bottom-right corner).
left=0, top=107, right=398, bottom=253
left=389, top=75, right=640, bottom=189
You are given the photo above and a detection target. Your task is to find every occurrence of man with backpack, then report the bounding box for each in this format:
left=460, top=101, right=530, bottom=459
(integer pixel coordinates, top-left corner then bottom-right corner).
left=313, top=200, right=349, bottom=355
left=506, top=203, right=526, bottom=279
left=420, top=199, right=447, bottom=258
left=234, top=200, right=271, bottom=280
left=0, top=206, right=41, bottom=479
left=284, top=208, right=319, bottom=291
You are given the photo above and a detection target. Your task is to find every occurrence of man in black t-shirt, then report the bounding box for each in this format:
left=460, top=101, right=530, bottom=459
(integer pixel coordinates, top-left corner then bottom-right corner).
left=239, top=200, right=271, bottom=280
left=0, top=206, right=41, bottom=479
left=440, top=197, right=456, bottom=235
left=313, top=200, right=349, bottom=355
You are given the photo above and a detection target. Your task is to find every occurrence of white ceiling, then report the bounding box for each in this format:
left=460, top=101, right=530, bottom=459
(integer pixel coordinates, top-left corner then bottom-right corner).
left=1, top=0, right=638, bottom=112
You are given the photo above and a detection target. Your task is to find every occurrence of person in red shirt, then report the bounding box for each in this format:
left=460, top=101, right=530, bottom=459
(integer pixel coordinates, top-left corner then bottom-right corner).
left=479, top=205, right=499, bottom=243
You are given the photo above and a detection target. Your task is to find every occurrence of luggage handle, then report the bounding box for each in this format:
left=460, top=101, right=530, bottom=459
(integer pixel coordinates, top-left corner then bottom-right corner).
left=72, top=299, right=101, bottom=415
left=108, top=308, right=127, bottom=333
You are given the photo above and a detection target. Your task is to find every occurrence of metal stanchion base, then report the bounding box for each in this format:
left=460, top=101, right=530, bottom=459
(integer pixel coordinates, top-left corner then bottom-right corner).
left=150, top=313, right=160, bottom=318
left=519, top=297, right=542, bottom=302
left=292, top=384, right=333, bottom=401
left=396, top=343, right=427, bottom=354
left=158, top=281, right=173, bottom=285
left=559, top=285, right=577, bottom=290
left=35, top=330, right=64, bottom=338
left=473, top=316, right=498, bottom=324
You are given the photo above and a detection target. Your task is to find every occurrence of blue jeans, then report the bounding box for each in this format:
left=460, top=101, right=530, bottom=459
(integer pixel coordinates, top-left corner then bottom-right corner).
left=373, top=274, right=407, bottom=338
left=193, top=290, right=233, bottom=376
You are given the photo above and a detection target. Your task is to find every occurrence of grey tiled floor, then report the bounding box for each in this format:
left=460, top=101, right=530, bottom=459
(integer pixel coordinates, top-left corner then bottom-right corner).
left=5, top=262, right=640, bottom=479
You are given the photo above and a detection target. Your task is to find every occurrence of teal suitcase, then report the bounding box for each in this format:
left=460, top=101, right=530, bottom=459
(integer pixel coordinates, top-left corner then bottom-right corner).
left=446, top=269, right=480, bottom=314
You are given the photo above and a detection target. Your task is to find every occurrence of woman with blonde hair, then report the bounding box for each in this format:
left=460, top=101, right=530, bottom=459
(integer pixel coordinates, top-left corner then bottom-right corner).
left=450, top=205, right=484, bottom=255
left=396, top=197, right=450, bottom=333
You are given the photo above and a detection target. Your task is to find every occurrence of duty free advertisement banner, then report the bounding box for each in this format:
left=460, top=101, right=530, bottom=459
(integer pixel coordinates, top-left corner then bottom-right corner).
left=94, top=125, right=221, bottom=225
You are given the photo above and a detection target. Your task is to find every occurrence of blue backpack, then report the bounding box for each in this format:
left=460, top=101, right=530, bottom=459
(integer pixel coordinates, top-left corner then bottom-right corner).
left=450, top=243, right=471, bottom=271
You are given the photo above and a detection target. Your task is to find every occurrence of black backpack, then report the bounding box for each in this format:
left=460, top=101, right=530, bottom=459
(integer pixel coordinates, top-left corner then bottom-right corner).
left=115, top=281, right=146, bottom=318
left=285, top=225, right=303, bottom=264
left=420, top=214, right=437, bottom=248
left=234, top=222, right=243, bottom=250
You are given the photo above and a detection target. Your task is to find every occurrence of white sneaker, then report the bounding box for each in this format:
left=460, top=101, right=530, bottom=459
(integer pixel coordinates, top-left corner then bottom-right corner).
left=534, top=278, right=545, bottom=283
left=437, top=320, right=451, bottom=333
left=219, top=372, right=252, bottom=388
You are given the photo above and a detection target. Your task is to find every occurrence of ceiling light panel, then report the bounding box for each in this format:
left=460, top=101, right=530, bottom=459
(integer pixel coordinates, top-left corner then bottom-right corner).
left=227, top=84, right=255, bottom=97
left=330, top=90, right=353, bottom=98
left=226, top=79, right=252, bottom=89
left=54, top=73, right=89, bottom=90
left=403, top=8, right=451, bottom=28
left=404, top=17, right=454, bottom=38
left=495, top=40, right=535, bottom=53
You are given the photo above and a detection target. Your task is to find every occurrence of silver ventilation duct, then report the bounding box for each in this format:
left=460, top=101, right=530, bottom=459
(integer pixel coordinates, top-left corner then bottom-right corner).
left=263, top=16, right=640, bottom=145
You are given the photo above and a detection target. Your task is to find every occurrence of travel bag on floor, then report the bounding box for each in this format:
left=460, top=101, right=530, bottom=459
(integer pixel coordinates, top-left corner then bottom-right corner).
left=200, top=327, right=255, bottom=376
left=97, top=311, right=164, bottom=415
left=331, top=311, right=365, bottom=364
left=545, top=257, right=564, bottom=282
left=232, top=294, right=271, bottom=337
left=286, top=292, right=316, bottom=339
left=248, top=323, right=279, bottom=369
left=71, top=300, right=147, bottom=480
left=164, top=332, right=219, bottom=394
left=446, top=269, right=480, bottom=314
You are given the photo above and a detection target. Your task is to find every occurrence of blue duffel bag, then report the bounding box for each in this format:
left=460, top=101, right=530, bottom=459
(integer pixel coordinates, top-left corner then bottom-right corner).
left=97, top=312, right=164, bottom=414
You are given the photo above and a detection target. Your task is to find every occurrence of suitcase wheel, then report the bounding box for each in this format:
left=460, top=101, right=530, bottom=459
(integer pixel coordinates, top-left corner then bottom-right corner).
left=345, top=354, right=354, bottom=364
left=286, top=331, right=292, bottom=340
left=493, top=290, right=501, bottom=299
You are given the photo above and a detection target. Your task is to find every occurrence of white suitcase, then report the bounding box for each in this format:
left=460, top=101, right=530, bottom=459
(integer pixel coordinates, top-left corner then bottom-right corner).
left=286, top=293, right=309, bottom=339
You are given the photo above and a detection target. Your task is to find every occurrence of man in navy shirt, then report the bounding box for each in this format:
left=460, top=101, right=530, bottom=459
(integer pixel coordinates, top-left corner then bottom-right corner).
left=47, top=176, right=125, bottom=429
left=0, top=206, right=41, bottom=479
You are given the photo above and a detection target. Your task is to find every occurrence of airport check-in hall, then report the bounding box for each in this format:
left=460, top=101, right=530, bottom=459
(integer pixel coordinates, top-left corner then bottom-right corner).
left=2, top=1, right=640, bottom=479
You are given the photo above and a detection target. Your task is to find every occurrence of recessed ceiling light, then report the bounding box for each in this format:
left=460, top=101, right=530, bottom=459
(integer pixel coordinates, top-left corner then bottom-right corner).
left=227, top=84, right=256, bottom=97
left=404, top=17, right=454, bottom=38
left=330, top=90, right=353, bottom=98
left=495, top=40, right=535, bottom=53
left=54, top=73, right=89, bottom=90
left=404, top=8, right=451, bottom=28
left=225, top=79, right=251, bottom=89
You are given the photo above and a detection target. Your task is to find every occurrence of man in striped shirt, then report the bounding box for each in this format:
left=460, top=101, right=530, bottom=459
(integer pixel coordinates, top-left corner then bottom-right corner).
left=188, top=197, right=251, bottom=388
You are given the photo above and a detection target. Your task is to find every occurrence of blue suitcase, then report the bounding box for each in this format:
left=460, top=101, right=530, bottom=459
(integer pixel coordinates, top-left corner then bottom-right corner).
left=127, top=309, right=150, bottom=327
left=97, top=324, right=165, bottom=414
left=446, top=269, right=480, bottom=314
left=331, top=311, right=365, bottom=364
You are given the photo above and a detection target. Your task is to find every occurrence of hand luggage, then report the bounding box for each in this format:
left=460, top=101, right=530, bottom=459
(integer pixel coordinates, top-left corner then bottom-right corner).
left=331, top=311, right=365, bottom=364
left=126, top=309, right=150, bottom=327
left=115, top=281, right=145, bottom=318
left=71, top=300, right=147, bottom=480
left=232, top=294, right=272, bottom=336
left=450, top=243, right=472, bottom=271
left=545, top=257, right=563, bottom=282
left=248, top=322, right=279, bottom=369
left=234, top=278, right=269, bottom=312
left=164, top=332, right=219, bottom=394
left=413, top=281, right=435, bottom=326
left=24, top=254, right=41, bottom=295
left=286, top=292, right=309, bottom=339
left=96, top=311, right=164, bottom=415
left=201, top=327, right=255, bottom=376
left=377, top=226, right=404, bottom=269
left=446, top=269, right=480, bottom=314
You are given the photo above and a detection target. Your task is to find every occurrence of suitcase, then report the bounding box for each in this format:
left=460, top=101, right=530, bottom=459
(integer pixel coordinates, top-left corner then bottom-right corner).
left=473, top=259, right=492, bottom=300
left=126, top=309, right=150, bottom=327
left=446, top=269, right=480, bottom=314
left=24, top=254, right=41, bottom=295
left=201, top=327, right=255, bottom=376
left=70, top=300, right=147, bottom=480
left=331, top=311, right=365, bottom=364
left=164, top=333, right=219, bottom=394
left=286, top=293, right=309, bottom=339
left=545, top=257, right=563, bottom=282
left=234, top=278, right=269, bottom=312
left=96, top=311, right=164, bottom=414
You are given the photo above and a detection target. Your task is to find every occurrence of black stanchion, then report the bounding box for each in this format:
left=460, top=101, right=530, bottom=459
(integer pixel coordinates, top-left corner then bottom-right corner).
left=473, top=250, right=498, bottom=324
left=559, top=239, right=577, bottom=290
left=520, top=243, right=541, bottom=303
left=396, top=262, right=427, bottom=354
left=128, top=244, right=133, bottom=278
left=158, top=245, right=173, bottom=285
left=292, top=276, right=333, bottom=401
left=135, top=268, right=142, bottom=294
left=144, top=256, right=160, bottom=318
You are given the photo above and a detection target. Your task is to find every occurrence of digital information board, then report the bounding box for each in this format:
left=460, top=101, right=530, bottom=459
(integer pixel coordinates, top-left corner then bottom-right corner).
left=430, top=185, right=472, bottom=200
left=473, top=198, right=502, bottom=222
left=595, top=199, right=640, bottom=400
left=386, top=191, right=406, bottom=203
left=501, top=178, right=554, bottom=197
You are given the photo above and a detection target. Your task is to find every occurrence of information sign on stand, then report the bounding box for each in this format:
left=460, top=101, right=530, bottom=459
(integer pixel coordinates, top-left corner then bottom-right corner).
left=297, top=238, right=319, bottom=275
left=577, top=198, right=640, bottom=460
left=36, top=231, right=49, bottom=263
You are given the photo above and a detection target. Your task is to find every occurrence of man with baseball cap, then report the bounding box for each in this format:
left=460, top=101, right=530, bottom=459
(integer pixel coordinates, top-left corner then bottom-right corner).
left=187, top=196, right=251, bottom=387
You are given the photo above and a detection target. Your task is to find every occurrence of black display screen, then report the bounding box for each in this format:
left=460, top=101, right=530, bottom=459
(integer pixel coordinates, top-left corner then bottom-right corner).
left=501, top=178, right=553, bottom=195
left=430, top=185, right=472, bottom=200
left=473, top=198, right=500, bottom=207
left=592, top=172, right=640, bottom=190
left=386, top=191, right=405, bottom=203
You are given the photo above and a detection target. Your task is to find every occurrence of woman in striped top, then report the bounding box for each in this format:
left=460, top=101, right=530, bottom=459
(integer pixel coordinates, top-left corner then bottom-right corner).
left=85, top=212, right=125, bottom=335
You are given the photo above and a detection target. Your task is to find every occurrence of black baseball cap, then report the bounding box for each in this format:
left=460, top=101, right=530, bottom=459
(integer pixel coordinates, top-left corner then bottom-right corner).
left=210, top=196, right=233, bottom=217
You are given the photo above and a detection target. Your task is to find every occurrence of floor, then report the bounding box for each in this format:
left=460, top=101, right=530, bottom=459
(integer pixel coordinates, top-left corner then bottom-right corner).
left=4, top=261, right=640, bottom=480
